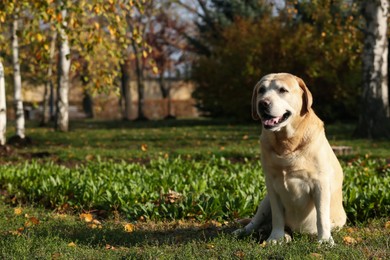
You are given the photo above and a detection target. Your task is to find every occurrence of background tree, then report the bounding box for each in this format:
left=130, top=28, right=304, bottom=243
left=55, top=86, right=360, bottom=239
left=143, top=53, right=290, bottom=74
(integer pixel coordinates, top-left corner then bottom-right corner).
left=189, top=0, right=362, bottom=121
left=146, top=3, right=191, bottom=119
left=0, top=61, right=6, bottom=145
left=55, top=1, right=71, bottom=132
left=355, top=0, right=390, bottom=138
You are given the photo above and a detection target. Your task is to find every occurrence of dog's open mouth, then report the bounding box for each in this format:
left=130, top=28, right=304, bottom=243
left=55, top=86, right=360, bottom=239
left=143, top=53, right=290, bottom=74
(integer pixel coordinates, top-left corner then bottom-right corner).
left=261, top=111, right=291, bottom=129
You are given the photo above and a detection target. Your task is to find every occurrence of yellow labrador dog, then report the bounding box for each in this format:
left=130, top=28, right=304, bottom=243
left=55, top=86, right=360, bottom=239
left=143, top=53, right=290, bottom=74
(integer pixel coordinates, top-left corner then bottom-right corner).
left=233, top=73, right=346, bottom=245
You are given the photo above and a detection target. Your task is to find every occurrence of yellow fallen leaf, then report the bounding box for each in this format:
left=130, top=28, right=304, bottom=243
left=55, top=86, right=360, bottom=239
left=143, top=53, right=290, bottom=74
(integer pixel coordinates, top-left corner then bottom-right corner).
left=385, top=221, right=390, bottom=229
left=80, top=213, right=93, bottom=223
left=124, top=223, right=134, bottom=233
left=9, top=230, right=22, bottom=236
left=343, top=236, right=357, bottom=245
left=206, top=243, right=215, bottom=249
left=14, top=208, right=23, bottom=216
left=68, top=242, right=77, bottom=247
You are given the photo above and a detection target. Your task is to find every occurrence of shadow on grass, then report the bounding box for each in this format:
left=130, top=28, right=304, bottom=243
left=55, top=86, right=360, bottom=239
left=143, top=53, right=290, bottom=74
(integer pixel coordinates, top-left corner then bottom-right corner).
left=32, top=220, right=239, bottom=248
left=68, top=118, right=256, bottom=130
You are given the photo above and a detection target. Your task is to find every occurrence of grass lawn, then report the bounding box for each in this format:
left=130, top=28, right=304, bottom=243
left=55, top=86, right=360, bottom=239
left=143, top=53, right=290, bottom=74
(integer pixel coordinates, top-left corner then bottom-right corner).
left=0, top=119, right=389, bottom=259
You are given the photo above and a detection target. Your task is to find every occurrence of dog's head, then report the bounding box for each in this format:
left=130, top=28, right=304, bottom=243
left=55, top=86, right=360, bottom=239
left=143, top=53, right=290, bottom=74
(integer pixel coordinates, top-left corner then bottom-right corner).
left=252, top=73, right=313, bottom=131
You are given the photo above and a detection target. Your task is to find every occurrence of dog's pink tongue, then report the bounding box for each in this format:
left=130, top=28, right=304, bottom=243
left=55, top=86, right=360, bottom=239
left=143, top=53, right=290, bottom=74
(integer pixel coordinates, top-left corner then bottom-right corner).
left=264, top=116, right=282, bottom=126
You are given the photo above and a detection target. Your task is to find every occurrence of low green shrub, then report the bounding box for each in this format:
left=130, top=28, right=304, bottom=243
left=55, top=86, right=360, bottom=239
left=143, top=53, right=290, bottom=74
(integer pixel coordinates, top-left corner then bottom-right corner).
left=0, top=156, right=388, bottom=223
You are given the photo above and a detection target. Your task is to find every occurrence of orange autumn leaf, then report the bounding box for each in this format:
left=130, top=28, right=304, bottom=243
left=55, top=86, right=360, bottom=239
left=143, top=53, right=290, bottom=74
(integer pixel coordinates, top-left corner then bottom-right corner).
left=124, top=223, right=135, bottom=233
left=24, top=217, right=39, bottom=228
left=141, top=144, right=148, bottom=152
left=343, top=236, right=357, bottom=245
left=80, top=213, right=93, bottom=223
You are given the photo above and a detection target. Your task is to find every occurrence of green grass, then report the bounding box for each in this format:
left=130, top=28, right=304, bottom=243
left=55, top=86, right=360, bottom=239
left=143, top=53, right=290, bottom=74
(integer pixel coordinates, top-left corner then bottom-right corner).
left=1, top=119, right=389, bottom=259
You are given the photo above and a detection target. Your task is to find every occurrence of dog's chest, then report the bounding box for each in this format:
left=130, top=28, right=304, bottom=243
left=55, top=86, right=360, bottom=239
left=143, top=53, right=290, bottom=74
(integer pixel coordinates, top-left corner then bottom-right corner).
left=264, top=152, right=315, bottom=204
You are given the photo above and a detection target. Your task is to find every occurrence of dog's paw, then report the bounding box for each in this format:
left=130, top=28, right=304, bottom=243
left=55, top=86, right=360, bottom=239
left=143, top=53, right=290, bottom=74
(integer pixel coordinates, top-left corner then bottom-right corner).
left=318, top=236, right=335, bottom=247
left=266, top=233, right=292, bottom=245
left=232, top=228, right=250, bottom=238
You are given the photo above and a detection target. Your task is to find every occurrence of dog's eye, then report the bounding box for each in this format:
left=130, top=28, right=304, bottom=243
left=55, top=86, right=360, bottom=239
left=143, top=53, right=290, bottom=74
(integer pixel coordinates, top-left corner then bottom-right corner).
left=258, top=87, right=266, bottom=94
left=279, top=87, right=288, bottom=94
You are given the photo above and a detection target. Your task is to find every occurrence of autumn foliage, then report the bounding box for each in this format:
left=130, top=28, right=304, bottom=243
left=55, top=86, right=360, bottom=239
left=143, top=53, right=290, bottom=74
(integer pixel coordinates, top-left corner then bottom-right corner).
left=192, top=1, right=362, bottom=121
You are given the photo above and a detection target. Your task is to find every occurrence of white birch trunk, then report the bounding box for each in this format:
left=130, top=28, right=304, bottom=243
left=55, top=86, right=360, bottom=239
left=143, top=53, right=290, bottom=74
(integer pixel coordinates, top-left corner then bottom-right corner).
left=56, top=8, right=71, bottom=132
left=12, top=17, right=25, bottom=138
left=0, top=61, right=6, bottom=145
left=357, top=0, right=390, bottom=138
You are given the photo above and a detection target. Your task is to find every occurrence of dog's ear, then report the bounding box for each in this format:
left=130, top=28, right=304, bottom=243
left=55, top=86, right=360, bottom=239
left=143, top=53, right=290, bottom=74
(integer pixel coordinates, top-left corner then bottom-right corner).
left=252, top=83, right=261, bottom=120
left=295, top=76, right=313, bottom=115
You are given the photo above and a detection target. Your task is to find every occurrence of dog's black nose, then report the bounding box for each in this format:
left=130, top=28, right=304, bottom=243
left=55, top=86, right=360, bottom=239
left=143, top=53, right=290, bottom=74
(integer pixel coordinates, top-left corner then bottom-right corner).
left=259, top=99, right=271, bottom=110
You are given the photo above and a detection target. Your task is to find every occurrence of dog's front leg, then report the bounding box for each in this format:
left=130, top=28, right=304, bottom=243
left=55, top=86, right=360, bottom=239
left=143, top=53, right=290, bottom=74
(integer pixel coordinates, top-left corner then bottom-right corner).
left=267, top=189, right=291, bottom=244
left=233, top=195, right=271, bottom=237
left=313, top=180, right=334, bottom=246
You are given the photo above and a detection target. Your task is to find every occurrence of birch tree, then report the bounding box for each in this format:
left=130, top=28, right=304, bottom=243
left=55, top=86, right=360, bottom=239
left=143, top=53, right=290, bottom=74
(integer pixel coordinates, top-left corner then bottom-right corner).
left=356, top=0, right=390, bottom=138
left=11, top=14, right=25, bottom=139
left=56, top=5, right=71, bottom=132
left=0, top=61, right=6, bottom=146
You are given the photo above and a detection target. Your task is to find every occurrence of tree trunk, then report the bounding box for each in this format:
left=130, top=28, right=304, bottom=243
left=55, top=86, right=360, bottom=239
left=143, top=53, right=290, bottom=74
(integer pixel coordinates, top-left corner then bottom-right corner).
left=12, top=17, right=25, bottom=138
left=132, top=42, right=147, bottom=120
left=56, top=8, right=71, bottom=132
left=120, top=58, right=132, bottom=120
left=356, top=0, right=390, bottom=138
left=41, top=31, right=57, bottom=125
left=0, top=61, right=6, bottom=145
left=159, top=72, right=174, bottom=119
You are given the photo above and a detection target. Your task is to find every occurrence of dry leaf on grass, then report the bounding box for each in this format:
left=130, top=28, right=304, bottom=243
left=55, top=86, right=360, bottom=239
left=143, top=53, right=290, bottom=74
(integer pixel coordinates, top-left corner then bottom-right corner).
left=385, top=221, right=390, bottom=229
left=14, top=208, right=22, bottom=216
left=141, top=144, right=148, bottom=152
left=80, top=213, right=93, bottom=223
left=343, top=236, right=357, bottom=245
left=24, top=217, right=40, bottom=227
left=124, top=223, right=135, bottom=233
left=68, top=242, right=77, bottom=247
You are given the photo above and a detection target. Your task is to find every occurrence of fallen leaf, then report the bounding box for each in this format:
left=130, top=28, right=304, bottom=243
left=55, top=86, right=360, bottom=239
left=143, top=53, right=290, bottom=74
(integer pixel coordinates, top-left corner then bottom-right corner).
left=92, top=219, right=102, bottom=225
left=88, top=223, right=100, bottom=229
left=24, top=217, right=40, bottom=227
left=68, top=242, right=77, bottom=247
left=343, top=236, right=357, bottom=245
left=51, top=252, right=61, bottom=260
left=29, top=217, right=40, bottom=225
left=105, top=244, right=116, bottom=250
left=9, top=230, right=22, bottom=236
left=124, top=223, right=134, bottom=233
left=385, top=221, right=390, bottom=229
left=206, top=243, right=215, bottom=249
left=141, top=144, right=148, bottom=152
left=80, top=213, right=93, bottom=223
left=234, top=250, right=245, bottom=258
left=14, top=208, right=23, bottom=216
left=309, top=253, right=323, bottom=259
left=85, top=154, right=94, bottom=161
